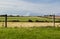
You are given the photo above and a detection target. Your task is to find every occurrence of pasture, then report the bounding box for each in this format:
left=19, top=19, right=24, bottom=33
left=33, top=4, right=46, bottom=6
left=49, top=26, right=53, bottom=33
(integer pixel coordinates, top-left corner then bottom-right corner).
left=0, top=27, right=60, bottom=39
left=0, top=16, right=60, bottom=27
left=0, top=16, right=60, bottom=22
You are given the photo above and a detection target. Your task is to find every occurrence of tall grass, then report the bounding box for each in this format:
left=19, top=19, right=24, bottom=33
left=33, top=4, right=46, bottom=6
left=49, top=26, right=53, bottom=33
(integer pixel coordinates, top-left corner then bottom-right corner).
left=0, top=27, right=60, bottom=39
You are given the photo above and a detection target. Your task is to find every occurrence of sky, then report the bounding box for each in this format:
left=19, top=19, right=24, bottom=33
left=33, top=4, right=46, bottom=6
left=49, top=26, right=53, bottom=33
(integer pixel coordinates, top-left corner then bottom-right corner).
left=0, top=0, right=60, bottom=16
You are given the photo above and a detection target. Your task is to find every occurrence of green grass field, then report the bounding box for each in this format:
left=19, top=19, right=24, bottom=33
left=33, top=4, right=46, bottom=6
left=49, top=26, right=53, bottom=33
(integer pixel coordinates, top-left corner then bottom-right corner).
left=0, top=16, right=60, bottom=22
left=0, top=27, right=60, bottom=39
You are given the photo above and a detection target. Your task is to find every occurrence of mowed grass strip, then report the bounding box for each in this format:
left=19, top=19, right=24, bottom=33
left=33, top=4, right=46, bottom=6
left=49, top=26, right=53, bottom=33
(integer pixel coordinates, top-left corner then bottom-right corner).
left=0, top=27, right=60, bottom=39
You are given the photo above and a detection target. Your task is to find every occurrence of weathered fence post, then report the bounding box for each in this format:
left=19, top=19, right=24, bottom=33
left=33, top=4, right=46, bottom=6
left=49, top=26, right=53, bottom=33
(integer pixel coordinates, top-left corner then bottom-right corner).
left=53, top=14, right=55, bottom=27
left=5, top=14, right=7, bottom=28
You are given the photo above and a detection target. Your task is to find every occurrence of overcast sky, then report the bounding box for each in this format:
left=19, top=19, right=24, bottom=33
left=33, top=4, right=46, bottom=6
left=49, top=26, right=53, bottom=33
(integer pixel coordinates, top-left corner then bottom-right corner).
left=0, top=0, right=60, bottom=16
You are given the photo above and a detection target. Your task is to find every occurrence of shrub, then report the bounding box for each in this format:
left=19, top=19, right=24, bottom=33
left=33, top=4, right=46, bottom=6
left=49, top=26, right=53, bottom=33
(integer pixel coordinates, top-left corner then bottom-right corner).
left=35, top=20, right=40, bottom=22
left=28, top=19, right=33, bottom=22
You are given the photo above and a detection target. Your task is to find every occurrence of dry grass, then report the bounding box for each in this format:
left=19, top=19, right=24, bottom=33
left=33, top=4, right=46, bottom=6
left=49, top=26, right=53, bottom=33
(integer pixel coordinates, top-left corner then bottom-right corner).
left=0, top=22, right=60, bottom=27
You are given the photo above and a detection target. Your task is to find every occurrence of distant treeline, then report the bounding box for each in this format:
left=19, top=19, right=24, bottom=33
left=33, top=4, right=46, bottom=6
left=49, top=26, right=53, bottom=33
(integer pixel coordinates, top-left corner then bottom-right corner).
left=0, top=14, right=59, bottom=17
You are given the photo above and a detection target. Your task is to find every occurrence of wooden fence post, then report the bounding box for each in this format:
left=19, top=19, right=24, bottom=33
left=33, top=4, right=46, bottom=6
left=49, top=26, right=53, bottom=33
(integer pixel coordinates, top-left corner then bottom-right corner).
left=5, top=14, right=7, bottom=28
left=53, top=14, right=55, bottom=27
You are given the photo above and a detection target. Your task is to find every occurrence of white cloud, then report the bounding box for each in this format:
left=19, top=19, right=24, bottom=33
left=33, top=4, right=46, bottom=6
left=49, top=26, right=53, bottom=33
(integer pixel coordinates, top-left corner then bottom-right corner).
left=0, top=0, right=60, bottom=15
